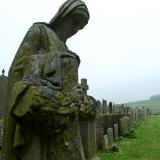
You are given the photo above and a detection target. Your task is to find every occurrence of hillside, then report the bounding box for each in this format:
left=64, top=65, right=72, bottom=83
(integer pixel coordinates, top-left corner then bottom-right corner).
left=126, top=99, right=160, bottom=114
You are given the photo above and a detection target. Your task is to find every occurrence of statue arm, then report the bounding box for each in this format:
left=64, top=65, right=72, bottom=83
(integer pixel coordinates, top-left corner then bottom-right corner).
left=79, top=95, right=97, bottom=120
left=10, top=81, right=56, bottom=126
left=68, top=84, right=97, bottom=120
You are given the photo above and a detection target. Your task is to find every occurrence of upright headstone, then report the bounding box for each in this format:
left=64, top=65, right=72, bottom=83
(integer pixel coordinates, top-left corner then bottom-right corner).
left=102, top=99, right=107, bottom=114
left=0, top=69, right=8, bottom=119
left=103, top=134, right=109, bottom=150
left=112, top=102, right=115, bottom=113
left=119, top=116, right=129, bottom=136
left=113, top=124, right=119, bottom=141
left=79, top=78, right=98, bottom=160
left=107, top=128, right=113, bottom=149
left=97, top=100, right=103, bottom=114
left=108, top=101, right=113, bottom=114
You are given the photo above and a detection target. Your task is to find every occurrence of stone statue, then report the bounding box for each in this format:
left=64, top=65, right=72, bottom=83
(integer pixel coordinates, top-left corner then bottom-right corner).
left=1, top=0, right=97, bottom=160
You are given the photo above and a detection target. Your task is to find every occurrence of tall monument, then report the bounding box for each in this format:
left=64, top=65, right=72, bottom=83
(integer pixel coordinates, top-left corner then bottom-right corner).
left=0, top=69, right=8, bottom=119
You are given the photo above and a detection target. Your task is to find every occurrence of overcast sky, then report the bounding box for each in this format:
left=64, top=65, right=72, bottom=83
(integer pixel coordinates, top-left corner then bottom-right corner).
left=1, top=0, right=160, bottom=104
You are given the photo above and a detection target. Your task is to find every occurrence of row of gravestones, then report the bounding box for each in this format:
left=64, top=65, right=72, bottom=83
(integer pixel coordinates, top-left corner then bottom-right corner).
left=0, top=72, right=151, bottom=159
left=96, top=106, right=151, bottom=152
left=97, top=100, right=128, bottom=115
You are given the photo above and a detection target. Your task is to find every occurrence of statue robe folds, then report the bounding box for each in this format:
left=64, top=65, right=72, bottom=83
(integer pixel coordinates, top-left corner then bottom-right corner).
left=2, top=23, right=96, bottom=160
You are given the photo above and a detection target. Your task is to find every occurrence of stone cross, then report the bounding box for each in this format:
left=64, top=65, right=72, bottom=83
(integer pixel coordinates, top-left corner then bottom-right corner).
left=81, top=78, right=89, bottom=95
left=2, top=69, right=5, bottom=76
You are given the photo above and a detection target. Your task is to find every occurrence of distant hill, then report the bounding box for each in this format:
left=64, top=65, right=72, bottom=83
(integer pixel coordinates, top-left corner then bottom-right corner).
left=150, top=95, right=160, bottom=100
left=126, top=99, right=160, bottom=114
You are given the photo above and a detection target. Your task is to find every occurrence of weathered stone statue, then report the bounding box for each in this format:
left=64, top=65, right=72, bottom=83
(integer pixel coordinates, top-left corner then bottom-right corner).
left=1, top=0, right=96, bottom=160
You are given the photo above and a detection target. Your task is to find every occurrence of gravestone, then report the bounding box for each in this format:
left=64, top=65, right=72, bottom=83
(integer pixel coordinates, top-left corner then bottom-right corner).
left=112, top=103, right=115, bottom=113
left=107, top=128, right=113, bottom=149
left=81, top=78, right=89, bottom=94
left=119, top=116, right=129, bottom=136
left=108, top=101, right=113, bottom=114
left=0, top=70, right=8, bottom=119
left=79, top=78, right=98, bottom=160
left=102, top=99, right=107, bottom=114
left=97, top=100, right=103, bottom=114
left=79, top=120, right=97, bottom=159
left=103, top=134, right=109, bottom=150
left=113, top=124, right=118, bottom=141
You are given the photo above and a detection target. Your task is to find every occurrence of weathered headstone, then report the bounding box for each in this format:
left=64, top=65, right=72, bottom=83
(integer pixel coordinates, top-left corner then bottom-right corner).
left=107, top=128, right=113, bottom=149
left=119, top=116, right=129, bottom=136
left=79, top=120, right=97, bottom=159
left=0, top=70, right=8, bottom=119
left=108, top=101, right=113, bottom=114
left=103, top=134, right=109, bottom=150
left=97, top=100, right=103, bottom=114
left=102, top=99, right=107, bottom=114
left=79, top=78, right=98, bottom=160
left=113, top=124, right=118, bottom=141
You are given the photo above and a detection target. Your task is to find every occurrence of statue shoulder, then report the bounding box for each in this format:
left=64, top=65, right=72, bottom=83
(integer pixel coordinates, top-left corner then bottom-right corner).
left=27, top=22, right=50, bottom=35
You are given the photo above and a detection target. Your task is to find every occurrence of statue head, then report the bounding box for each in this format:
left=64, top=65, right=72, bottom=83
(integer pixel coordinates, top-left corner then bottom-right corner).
left=49, top=0, right=90, bottom=40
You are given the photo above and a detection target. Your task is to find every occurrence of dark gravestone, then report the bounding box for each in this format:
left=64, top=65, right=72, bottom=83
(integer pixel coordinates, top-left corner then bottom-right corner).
left=102, top=99, right=107, bottom=114
left=108, top=101, right=113, bottom=114
left=0, top=70, right=8, bottom=119
left=113, top=124, right=118, bottom=141
left=97, top=100, right=103, bottom=114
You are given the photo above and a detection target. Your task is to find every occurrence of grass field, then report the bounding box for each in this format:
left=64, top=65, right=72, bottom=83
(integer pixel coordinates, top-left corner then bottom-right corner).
left=98, top=115, right=160, bottom=160
left=126, top=99, right=160, bottom=114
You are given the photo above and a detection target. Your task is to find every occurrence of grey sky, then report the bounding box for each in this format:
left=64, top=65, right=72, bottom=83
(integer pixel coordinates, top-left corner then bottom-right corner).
left=1, top=0, right=160, bottom=103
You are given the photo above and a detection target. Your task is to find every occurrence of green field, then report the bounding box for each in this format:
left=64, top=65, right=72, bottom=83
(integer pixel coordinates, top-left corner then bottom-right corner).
left=126, top=99, right=160, bottom=114
left=98, top=115, right=160, bottom=160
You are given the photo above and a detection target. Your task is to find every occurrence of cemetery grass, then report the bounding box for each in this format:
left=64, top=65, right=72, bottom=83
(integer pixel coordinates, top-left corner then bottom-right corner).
left=98, top=115, right=160, bottom=160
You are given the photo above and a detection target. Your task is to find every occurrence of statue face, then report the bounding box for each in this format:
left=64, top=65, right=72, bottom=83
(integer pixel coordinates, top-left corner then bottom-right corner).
left=62, top=11, right=89, bottom=38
